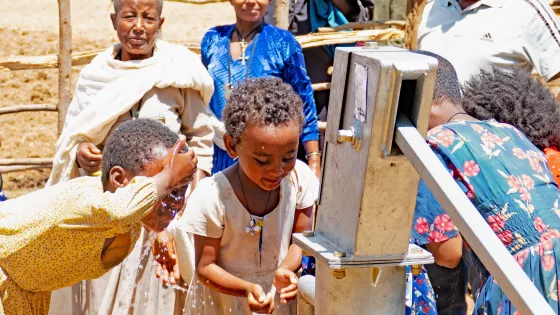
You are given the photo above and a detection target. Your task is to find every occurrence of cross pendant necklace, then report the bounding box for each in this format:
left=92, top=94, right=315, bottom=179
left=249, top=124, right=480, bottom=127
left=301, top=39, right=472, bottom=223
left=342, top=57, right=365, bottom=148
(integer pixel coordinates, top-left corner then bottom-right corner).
left=225, top=22, right=263, bottom=100
left=234, top=24, right=261, bottom=66
left=239, top=38, right=249, bottom=66
left=238, top=163, right=272, bottom=267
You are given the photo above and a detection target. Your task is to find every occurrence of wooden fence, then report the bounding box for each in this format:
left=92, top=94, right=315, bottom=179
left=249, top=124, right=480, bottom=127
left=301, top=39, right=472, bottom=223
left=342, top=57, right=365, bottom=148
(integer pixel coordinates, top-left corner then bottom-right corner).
left=0, top=0, right=72, bottom=174
left=0, top=1, right=406, bottom=173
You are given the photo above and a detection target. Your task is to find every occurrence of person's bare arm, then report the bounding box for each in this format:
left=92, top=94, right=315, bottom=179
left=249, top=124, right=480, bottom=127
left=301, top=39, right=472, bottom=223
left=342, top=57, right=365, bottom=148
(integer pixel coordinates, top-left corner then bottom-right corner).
left=195, top=235, right=253, bottom=296
left=277, top=206, right=312, bottom=273
left=195, top=235, right=274, bottom=313
left=303, top=141, right=321, bottom=179
left=426, top=234, right=463, bottom=268
left=331, top=0, right=354, bottom=16
left=273, top=205, right=313, bottom=304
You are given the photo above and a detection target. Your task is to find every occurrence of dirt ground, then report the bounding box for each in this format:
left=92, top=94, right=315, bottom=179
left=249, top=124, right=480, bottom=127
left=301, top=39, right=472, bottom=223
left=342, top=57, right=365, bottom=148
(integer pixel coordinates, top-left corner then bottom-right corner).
left=0, top=0, right=235, bottom=197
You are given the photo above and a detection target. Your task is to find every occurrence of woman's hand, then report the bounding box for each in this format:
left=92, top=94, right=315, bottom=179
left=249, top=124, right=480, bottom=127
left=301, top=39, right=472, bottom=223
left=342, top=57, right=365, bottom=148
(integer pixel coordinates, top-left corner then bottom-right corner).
left=77, top=142, right=102, bottom=173
left=153, top=229, right=180, bottom=285
left=273, top=267, right=299, bottom=304
left=247, top=283, right=275, bottom=314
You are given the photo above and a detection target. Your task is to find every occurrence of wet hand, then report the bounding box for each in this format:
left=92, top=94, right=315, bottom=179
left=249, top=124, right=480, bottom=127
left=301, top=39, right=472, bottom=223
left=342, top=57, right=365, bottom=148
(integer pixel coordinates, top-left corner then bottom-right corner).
left=162, top=136, right=198, bottom=188
left=77, top=142, right=102, bottom=173
left=153, top=229, right=180, bottom=286
left=247, top=283, right=275, bottom=314
left=273, top=267, right=298, bottom=304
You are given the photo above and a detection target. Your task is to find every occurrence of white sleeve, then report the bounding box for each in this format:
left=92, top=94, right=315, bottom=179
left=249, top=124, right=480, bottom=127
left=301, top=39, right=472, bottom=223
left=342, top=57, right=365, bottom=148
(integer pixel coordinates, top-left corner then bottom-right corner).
left=180, top=88, right=215, bottom=175
left=293, top=160, right=320, bottom=210
left=176, top=177, right=225, bottom=239
left=207, top=109, right=227, bottom=151
left=523, top=1, right=560, bottom=81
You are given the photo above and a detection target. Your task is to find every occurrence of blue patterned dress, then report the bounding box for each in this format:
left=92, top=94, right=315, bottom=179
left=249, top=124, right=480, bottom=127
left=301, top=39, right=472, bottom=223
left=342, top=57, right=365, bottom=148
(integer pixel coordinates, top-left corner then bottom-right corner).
left=200, top=23, right=320, bottom=174
left=411, top=120, right=560, bottom=314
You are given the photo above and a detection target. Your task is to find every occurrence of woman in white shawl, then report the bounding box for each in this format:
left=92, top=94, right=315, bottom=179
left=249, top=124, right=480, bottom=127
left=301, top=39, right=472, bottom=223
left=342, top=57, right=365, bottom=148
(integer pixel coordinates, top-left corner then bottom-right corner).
left=47, top=0, right=213, bottom=314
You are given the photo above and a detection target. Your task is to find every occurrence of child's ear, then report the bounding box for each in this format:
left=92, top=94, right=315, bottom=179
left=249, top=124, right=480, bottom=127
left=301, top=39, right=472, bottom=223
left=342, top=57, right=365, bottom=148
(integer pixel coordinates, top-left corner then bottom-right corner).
left=108, top=166, right=131, bottom=190
left=223, top=134, right=239, bottom=159
left=110, top=13, right=117, bottom=30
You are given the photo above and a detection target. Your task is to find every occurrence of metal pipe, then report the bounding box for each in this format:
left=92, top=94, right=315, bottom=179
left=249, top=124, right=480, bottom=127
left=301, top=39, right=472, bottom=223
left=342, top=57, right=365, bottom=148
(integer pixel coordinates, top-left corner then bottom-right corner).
left=395, top=115, right=555, bottom=315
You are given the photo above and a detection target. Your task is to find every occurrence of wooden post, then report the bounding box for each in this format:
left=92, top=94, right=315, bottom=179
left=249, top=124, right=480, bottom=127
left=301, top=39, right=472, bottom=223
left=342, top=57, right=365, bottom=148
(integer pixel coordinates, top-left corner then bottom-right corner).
left=274, top=0, right=290, bottom=30
left=404, top=0, right=427, bottom=49
left=57, top=0, right=72, bottom=135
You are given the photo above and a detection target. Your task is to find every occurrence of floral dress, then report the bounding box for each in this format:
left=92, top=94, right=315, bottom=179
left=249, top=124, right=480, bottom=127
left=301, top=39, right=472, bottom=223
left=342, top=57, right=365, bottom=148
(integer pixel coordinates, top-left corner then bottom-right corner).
left=406, top=265, right=438, bottom=315
left=411, top=120, right=560, bottom=314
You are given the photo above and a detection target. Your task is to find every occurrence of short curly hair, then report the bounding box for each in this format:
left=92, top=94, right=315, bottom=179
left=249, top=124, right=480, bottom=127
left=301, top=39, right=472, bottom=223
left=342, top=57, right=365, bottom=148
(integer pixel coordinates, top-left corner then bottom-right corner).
left=463, top=67, right=560, bottom=150
left=101, top=119, right=180, bottom=184
left=413, top=50, right=462, bottom=105
left=223, top=77, right=305, bottom=144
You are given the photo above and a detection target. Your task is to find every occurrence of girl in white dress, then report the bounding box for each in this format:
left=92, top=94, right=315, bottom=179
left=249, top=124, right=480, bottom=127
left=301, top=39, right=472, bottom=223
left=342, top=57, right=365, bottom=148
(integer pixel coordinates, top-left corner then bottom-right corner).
left=175, top=77, right=320, bottom=315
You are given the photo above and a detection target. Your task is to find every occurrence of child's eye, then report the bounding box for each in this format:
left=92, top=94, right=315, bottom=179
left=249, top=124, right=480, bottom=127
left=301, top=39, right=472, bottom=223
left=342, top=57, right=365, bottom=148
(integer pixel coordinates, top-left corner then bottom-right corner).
left=282, top=156, right=295, bottom=163
left=255, top=158, right=270, bottom=166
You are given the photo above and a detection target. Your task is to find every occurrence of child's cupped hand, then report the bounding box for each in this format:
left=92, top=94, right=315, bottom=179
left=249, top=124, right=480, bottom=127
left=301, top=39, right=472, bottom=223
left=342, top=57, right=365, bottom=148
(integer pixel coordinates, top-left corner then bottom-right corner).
left=247, top=283, right=275, bottom=314
left=273, top=267, right=298, bottom=304
left=153, top=229, right=180, bottom=286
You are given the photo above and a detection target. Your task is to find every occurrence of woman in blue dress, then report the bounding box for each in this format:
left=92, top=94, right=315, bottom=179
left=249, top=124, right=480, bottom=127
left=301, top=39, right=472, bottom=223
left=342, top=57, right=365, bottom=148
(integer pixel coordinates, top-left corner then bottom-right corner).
left=412, top=51, right=560, bottom=314
left=200, top=0, right=320, bottom=177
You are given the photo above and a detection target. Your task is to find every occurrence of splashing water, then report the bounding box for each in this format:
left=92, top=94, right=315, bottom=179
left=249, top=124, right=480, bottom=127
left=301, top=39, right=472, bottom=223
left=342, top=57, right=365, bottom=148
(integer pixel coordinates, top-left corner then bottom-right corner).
left=134, top=231, right=158, bottom=274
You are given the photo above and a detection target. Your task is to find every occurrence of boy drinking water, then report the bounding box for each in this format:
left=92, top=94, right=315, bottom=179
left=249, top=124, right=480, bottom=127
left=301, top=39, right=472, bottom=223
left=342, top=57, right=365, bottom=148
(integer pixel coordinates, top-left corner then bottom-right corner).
left=177, top=78, right=320, bottom=315
left=0, top=119, right=197, bottom=315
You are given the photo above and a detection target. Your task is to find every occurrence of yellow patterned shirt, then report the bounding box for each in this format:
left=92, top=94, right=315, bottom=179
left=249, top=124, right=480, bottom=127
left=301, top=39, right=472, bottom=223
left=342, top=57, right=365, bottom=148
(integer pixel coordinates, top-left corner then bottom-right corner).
left=0, top=176, right=157, bottom=292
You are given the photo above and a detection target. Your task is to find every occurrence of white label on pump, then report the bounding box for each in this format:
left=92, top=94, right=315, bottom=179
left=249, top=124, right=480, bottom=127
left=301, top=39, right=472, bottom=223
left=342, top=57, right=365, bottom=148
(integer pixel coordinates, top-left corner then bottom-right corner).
left=354, top=63, right=368, bottom=123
